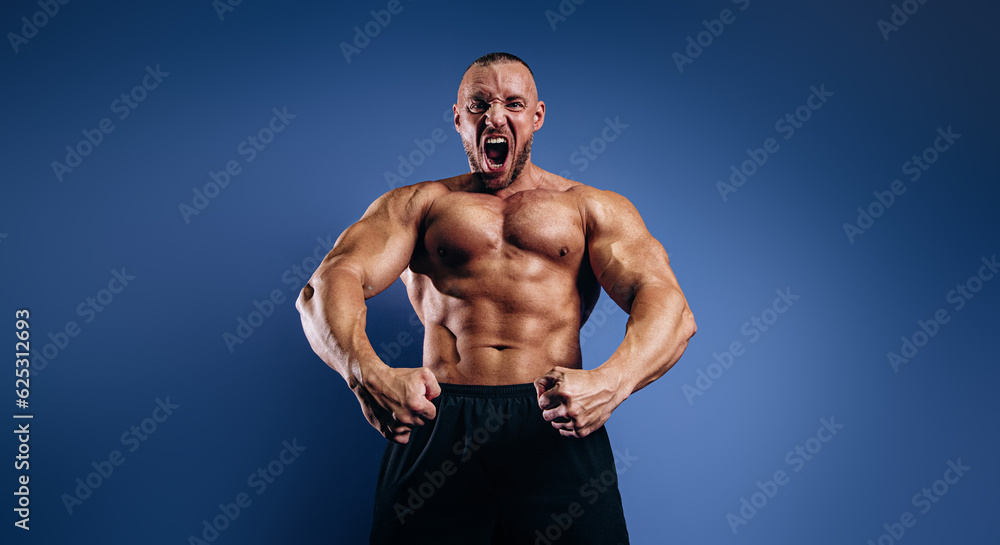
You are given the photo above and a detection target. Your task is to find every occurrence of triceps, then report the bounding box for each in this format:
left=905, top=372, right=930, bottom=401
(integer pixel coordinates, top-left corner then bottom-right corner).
left=608, top=279, right=638, bottom=312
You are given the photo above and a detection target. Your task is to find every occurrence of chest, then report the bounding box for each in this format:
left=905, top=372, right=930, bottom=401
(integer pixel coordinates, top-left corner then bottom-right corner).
left=421, top=190, right=585, bottom=265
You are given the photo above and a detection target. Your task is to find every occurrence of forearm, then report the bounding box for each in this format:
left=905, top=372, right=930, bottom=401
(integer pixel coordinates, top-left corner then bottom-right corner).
left=296, top=266, right=388, bottom=391
left=597, top=282, right=696, bottom=400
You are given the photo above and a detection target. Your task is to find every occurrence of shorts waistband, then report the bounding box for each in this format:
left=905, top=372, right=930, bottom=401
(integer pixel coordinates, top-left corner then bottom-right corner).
left=438, top=383, right=536, bottom=398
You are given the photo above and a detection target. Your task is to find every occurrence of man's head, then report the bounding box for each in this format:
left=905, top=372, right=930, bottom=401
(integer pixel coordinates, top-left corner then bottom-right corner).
left=454, top=52, right=545, bottom=191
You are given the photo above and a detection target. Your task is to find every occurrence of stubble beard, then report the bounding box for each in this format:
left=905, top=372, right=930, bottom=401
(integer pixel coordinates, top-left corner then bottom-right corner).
left=464, top=133, right=533, bottom=191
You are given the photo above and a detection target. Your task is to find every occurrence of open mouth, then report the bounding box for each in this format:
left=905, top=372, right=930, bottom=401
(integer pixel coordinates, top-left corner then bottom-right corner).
left=482, top=136, right=509, bottom=172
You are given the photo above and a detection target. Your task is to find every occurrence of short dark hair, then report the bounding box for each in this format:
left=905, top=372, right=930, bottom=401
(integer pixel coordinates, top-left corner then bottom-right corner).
left=465, top=52, right=534, bottom=78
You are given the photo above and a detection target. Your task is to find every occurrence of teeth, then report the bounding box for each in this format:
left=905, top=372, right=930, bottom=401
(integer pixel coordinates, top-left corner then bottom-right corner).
left=484, top=136, right=506, bottom=169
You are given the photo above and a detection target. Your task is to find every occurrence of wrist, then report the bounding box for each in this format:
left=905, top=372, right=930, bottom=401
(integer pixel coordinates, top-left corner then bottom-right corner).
left=348, top=355, right=389, bottom=393
left=595, top=362, right=632, bottom=405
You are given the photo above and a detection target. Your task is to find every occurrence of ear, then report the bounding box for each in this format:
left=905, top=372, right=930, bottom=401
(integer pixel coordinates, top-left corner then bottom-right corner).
left=533, top=100, right=545, bottom=132
left=453, top=103, right=461, bottom=133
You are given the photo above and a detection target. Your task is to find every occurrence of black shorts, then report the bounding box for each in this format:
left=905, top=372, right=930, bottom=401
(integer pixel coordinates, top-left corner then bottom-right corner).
left=370, top=383, right=629, bottom=545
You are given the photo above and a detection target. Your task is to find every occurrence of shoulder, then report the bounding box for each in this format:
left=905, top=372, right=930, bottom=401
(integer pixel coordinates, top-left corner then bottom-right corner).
left=535, top=169, right=627, bottom=210
left=384, top=178, right=455, bottom=203
left=365, top=178, right=457, bottom=222
left=564, top=182, right=644, bottom=232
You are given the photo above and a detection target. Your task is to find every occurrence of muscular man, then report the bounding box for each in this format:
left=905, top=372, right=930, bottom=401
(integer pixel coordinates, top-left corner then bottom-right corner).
left=297, top=52, right=696, bottom=544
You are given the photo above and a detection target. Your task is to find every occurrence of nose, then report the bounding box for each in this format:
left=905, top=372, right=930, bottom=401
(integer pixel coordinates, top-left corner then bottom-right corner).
left=483, top=102, right=507, bottom=130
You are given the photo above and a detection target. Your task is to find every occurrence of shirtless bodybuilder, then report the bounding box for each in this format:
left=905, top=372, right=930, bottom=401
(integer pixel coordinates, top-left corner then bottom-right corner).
left=297, top=52, right=696, bottom=544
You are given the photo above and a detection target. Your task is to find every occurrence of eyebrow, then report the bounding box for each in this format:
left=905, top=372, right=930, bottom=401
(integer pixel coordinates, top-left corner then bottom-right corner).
left=468, top=93, right=527, bottom=102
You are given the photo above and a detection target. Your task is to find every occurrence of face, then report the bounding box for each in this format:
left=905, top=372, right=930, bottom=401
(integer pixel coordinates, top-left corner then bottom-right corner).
left=454, top=62, right=545, bottom=191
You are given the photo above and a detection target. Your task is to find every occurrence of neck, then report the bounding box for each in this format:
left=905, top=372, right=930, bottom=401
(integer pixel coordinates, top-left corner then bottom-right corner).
left=472, top=160, right=543, bottom=198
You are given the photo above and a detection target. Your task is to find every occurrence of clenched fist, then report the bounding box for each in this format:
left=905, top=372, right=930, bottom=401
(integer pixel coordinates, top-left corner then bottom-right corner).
left=355, top=366, right=441, bottom=444
left=534, top=366, right=626, bottom=438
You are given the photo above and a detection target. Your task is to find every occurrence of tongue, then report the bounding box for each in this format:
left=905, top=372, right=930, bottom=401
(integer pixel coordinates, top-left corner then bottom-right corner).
left=486, top=145, right=504, bottom=161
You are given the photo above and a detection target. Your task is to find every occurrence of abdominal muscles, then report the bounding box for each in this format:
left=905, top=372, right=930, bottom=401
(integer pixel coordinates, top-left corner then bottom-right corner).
left=403, top=189, right=599, bottom=385
left=425, top=278, right=585, bottom=385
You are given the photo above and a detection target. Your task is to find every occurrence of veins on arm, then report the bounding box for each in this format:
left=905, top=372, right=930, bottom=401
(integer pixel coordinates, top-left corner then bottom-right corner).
left=583, top=187, right=671, bottom=313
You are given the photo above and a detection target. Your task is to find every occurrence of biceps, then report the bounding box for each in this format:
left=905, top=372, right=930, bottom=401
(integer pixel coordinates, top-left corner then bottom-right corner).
left=316, top=218, right=416, bottom=296
left=591, top=236, right=674, bottom=309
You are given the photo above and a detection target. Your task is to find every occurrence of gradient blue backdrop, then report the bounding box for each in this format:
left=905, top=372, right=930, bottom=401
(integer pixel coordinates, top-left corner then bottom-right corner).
left=3, top=0, right=998, bottom=543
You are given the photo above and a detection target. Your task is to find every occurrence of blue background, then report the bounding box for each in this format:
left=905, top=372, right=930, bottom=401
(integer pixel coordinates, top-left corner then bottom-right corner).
left=3, top=0, right=998, bottom=543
